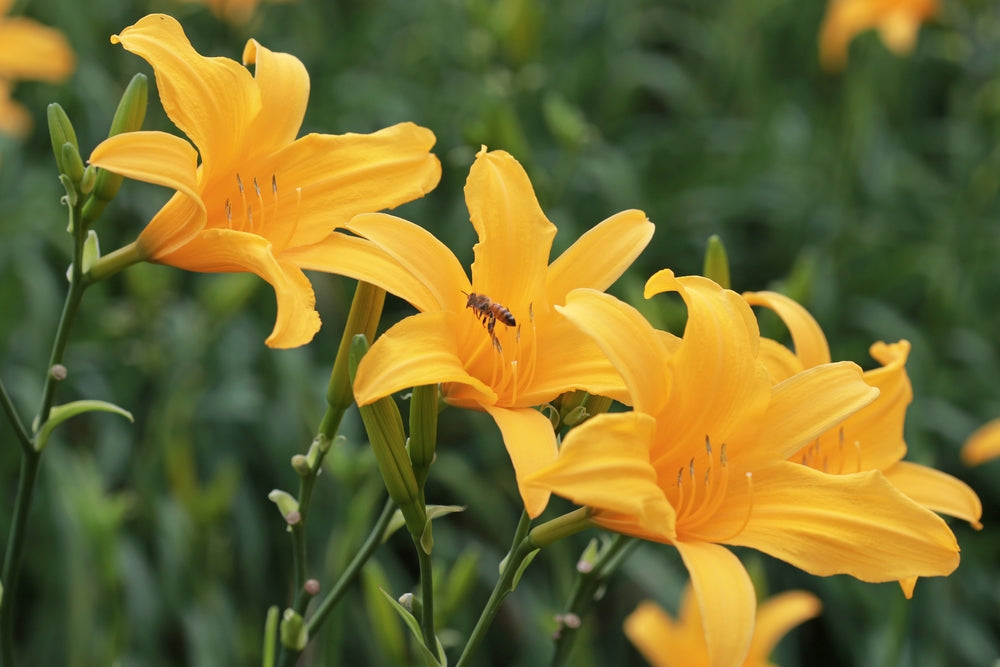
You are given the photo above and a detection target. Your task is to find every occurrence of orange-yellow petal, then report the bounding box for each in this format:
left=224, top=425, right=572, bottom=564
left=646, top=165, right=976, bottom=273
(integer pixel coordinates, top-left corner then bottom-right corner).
left=353, top=310, right=497, bottom=406
left=545, top=209, right=653, bottom=303
left=111, top=14, right=260, bottom=176
left=483, top=405, right=559, bottom=518
left=242, top=38, right=307, bottom=152
left=733, top=361, right=879, bottom=467
left=0, top=17, right=74, bottom=82
left=344, top=211, right=468, bottom=311
left=525, top=412, right=674, bottom=530
left=0, top=81, right=30, bottom=137
left=648, top=272, right=770, bottom=451
left=466, top=148, right=556, bottom=313
left=675, top=541, right=756, bottom=667
left=743, top=290, right=831, bottom=368
left=624, top=598, right=707, bottom=667
left=556, top=289, right=670, bottom=415
left=961, top=417, right=1000, bottom=466
left=514, top=311, right=631, bottom=408
left=272, top=124, right=442, bottom=250
left=169, top=228, right=318, bottom=348
left=89, top=131, right=201, bottom=204
left=757, top=337, right=804, bottom=383
left=882, top=460, right=983, bottom=530
left=728, top=462, right=960, bottom=581
left=744, top=590, right=821, bottom=666
left=283, top=231, right=439, bottom=314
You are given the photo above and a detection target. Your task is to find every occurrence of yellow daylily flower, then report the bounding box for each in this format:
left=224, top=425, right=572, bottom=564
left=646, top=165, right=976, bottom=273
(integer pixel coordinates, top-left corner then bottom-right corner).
left=819, top=0, right=937, bottom=71
left=962, top=418, right=1000, bottom=466
left=178, top=0, right=293, bottom=25
left=290, top=147, right=653, bottom=516
left=87, top=14, right=441, bottom=348
left=526, top=272, right=961, bottom=667
left=625, top=584, right=821, bottom=667
left=745, top=290, right=983, bottom=537
left=0, top=0, right=74, bottom=137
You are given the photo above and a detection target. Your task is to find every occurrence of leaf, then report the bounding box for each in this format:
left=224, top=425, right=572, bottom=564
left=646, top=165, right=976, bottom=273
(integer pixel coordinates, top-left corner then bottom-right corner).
left=35, top=400, right=134, bottom=452
left=382, top=505, right=465, bottom=544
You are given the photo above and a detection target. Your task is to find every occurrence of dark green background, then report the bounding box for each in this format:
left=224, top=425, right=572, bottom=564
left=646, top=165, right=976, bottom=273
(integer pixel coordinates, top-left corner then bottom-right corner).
left=1, top=0, right=998, bottom=664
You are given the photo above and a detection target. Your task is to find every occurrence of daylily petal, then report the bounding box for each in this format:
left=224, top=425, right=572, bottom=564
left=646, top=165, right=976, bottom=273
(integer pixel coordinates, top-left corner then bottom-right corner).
left=525, top=412, right=674, bottom=530
left=732, top=361, right=879, bottom=467
left=483, top=405, right=559, bottom=518
left=744, top=590, right=821, bottom=666
left=283, top=231, right=439, bottom=314
left=515, top=311, right=631, bottom=408
left=271, top=124, right=442, bottom=250
left=89, top=131, right=201, bottom=204
left=169, top=228, right=319, bottom=348
left=111, top=14, right=260, bottom=176
left=757, top=337, right=804, bottom=383
left=545, top=209, right=653, bottom=303
left=344, top=211, right=469, bottom=311
left=727, top=463, right=960, bottom=582
left=743, top=290, right=831, bottom=367
left=556, top=289, right=670, bottom=415
left=961, top=417, right=1000, bottom=466
left=883, top=460, right=983, bottom=530
left=466, top=148, right=556, bottom=312
left=0, top=82, right=30, bottom=137
left=624, top=597, right=708, bottom=667
left=675, top=541, right=756, bottom=667
left=0, top=17, right=74, bottom=81
left=353, top=310, right=497, bottom=406
left=241, top=39, right=307, bottom=153
left=648, top=272, right=770, bottom=450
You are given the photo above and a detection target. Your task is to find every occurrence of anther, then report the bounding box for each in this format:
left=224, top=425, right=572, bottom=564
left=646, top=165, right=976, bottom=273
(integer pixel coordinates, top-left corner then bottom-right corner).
left=272, top=174, right=278, bottom=195
left=236, top=172, right=244, bottom=194
left=225, top=199, right=232, bottom=226
left=720, top=442, right=728, bottom=466
left=705, top=435, right=712, bottom=456
left=253, top=176, right=261, bottom=198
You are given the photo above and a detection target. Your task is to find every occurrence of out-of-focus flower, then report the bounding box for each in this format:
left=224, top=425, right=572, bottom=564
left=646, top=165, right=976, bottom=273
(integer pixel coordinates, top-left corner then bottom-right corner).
left=962, top=418, right=1000, bottom=466
left=178, top=0, right=292, bottom=26
left=0, top=0, right=74, bottom=137
left=625, top=584, right=821, bottom=667
left=819, top=0, right=937, bottom=71
left=527, top=273, right=961, bottom=667
left=88, top=14, right=440, bottom=348
left=311, top=147, right=653, bottom=517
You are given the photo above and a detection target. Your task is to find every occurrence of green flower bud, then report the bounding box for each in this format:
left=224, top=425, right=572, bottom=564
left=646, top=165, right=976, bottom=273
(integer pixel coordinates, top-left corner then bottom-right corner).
left=47, top=103, right=78, bottom=176
left=561, top=405, right=589, bottom=427
left=60, top=141, right=85, bottom=184
left=82, top=74, right=149, bottom=226
left=279, top=609, right=308, bottom=650
left=408, top=384, right=438, bottom=488
left=267, top=489, right=300, bottom=521
left=80, top=230, right=100, bottom=275
left=703, top=234, right=731, bottom=289
left=349, top=335, right=424, bottom=537
left=79, top=166, right=97, bottom=196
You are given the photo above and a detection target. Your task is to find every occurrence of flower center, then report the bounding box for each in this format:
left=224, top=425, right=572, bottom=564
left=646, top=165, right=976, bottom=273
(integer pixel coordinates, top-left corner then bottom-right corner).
left=670, top=436, right=754, bottom=541
left=221, top=171, right=302, bottom=249
left=465, top=297, right=538, bottom=406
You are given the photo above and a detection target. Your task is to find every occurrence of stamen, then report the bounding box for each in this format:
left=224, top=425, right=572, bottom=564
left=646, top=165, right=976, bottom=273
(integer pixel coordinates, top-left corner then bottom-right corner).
left=253, top=177, right=264, bottom=228
left=705, top=435, right=712, bottom=457
left=225, top=199, right=233, bottom=228
left=713, top=472, right=754, bottom=542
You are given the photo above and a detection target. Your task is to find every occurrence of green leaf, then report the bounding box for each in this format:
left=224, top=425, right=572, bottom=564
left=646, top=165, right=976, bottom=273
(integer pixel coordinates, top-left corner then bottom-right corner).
left=375, top=587, right=446, bottom=666
left=35, top=400, right=134, bottom=452
left=383, top=505, right=465, bottom=544
left=510, top=549, right=539, bottom=591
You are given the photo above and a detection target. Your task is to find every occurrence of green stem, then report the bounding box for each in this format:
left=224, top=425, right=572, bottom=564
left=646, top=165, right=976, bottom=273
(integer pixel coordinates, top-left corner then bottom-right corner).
left=454, top=511, right=534, bottom=667
left=2, top=198, right=90, bottom=666
left=549, top=535, right=639, bottom=667
left=416, top=537, right=436, bottom=651
left=84, top=240, right=144, bottom=284
left=0, top=378, right=31, bottom=453
left=0, top=452, right=40, bottom=667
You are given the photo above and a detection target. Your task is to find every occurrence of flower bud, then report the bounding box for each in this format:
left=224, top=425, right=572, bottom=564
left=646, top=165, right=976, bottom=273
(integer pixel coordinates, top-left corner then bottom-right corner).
left=290, top=454, right=311, bottom=476
left=279, top=608, right=307, bottom=650
left=349, top=335, right=424, bottom=537
left=267, top=489, right=300, bottom=520
left=702, top=234, right=731, bottom=289
left=408, top=384, right=438, bottom=488
left=47, top=103, right=78, bottom=177
left=60, top=141, right=85, bottom=184
left=82, top=74, right=148, bottom=225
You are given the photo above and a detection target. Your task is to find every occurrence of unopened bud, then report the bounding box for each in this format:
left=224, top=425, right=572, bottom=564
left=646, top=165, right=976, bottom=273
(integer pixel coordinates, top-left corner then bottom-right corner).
left=303, top=579, right=320, bottom=596
left=279, top=609, right=307, bottom=650
left=703, top=234, right=731, bottom=289
left=50, top=364, right=68, bottom=381
left=398, top=592, right=414, bottom=612
left=47, top=103, right=78, bottom=176
left=60, top=142, right=85, bottom=184
left=82, top=74, right=148, bottom=226
left=561, top=405, right=588, bottom=427
left=80, top=230, right=100, bottom=275
left=267, top=489, right=300, bottom=519
left=284, top=510, right=301, bottom=526
left=291, top=454, right=311, bottom=476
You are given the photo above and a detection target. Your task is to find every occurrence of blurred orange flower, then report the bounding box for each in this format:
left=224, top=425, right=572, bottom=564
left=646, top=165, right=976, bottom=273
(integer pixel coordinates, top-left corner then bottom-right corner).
left=0, top=0, right=74, bottom=137
left=179, top=0, right=292, bottom=25
left=625, top=584, right=821, bottom=667
left=89, top=14, right=440, bottom=348
left=819, top=0, right=937, bottom=70
left=961, top=418, right=1000, bottom=466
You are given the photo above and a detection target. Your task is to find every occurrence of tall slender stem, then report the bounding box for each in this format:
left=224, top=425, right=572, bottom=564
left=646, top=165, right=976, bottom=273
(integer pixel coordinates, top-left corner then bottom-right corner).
left=0, top=452, right=40, bottom=667
left=416, top=539, right=436, bottom=651
left=0, top=378, right=31, bottom=453
left=454, top=511, right=534, bottom=667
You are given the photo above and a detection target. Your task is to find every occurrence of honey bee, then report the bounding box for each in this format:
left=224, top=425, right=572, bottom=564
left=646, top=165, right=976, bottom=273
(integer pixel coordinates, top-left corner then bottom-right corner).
left=463, top=291, right=516, bottom=352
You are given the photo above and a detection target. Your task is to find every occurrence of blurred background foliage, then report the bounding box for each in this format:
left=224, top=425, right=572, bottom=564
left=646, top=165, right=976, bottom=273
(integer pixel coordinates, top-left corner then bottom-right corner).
left=2, top=0, right=1000, bottom=665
